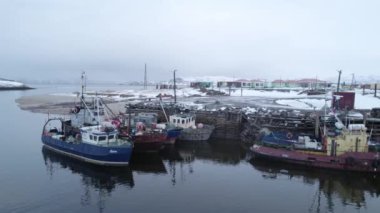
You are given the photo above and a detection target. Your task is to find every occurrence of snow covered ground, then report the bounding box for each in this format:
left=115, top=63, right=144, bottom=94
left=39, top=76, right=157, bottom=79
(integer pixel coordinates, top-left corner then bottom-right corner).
left=50, top=87, right=380, bottom=111
left=52, top=87, right=205, bottom=101
left=224, top=88, right=306, bottom=98
left=0, top=79, right=25, bottom=88
left=274, top=90, right=380, bottom=110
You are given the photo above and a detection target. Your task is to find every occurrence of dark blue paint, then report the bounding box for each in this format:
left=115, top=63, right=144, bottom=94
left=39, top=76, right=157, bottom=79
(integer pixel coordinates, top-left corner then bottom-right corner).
left=41, top=135, right=133, bottom=164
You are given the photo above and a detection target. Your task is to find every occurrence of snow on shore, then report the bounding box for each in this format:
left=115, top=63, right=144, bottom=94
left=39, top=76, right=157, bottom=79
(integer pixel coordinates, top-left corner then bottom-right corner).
left=355, top=92, right=380, bottom=109
left=0, top=79, right=25, bottom=87
left=51, top=87, right=205, bottom=101
left=275, top=90, right=380, bottom=110
left=49, top=86, right=380, bottom=111
left=223, top=88, right=306, bottom=98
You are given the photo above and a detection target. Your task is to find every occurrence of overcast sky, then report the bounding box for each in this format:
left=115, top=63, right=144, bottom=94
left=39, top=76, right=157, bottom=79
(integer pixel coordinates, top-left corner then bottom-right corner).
left=1, top=0, right=380, bottom=83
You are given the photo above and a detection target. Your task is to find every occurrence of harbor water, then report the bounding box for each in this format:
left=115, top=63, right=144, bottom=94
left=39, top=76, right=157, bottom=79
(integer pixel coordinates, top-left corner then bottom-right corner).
left=1, top=85, right=380, bottom=213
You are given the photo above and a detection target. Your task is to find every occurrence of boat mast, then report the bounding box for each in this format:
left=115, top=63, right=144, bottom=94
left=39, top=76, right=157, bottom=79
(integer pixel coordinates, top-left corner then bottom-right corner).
left=81, top=71, right=86, bottom=125
left=81, top=71, right=86, bottom=105
left=324, top=94, right=327, bottom=137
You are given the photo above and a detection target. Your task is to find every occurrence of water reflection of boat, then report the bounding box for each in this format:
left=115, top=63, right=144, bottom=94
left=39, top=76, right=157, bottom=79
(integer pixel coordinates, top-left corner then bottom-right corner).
left=175, top=140, right=246, bottom=165
left=129, top=153, right=167, bottom=174
left=249, top=158, right=380, bottom=210
left=158, top=141, right=245, bottom=186
left=42, top=146, right=134, bottom=212
left=42, top=146, right=135, bottom=189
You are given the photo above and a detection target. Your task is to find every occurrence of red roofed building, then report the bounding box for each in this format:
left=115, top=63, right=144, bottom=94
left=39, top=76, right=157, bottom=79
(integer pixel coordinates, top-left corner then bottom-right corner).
left=272, top=78, right=330, bottom=88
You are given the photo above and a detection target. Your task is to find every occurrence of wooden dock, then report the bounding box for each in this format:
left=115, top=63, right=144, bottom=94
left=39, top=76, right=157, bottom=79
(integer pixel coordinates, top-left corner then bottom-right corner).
left=126, top=102, right=380, bottom=143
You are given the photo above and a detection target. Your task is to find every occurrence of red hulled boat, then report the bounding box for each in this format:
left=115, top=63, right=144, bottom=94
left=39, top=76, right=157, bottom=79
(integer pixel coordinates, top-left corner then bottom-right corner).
left=251, top=115, right=380, bottom=173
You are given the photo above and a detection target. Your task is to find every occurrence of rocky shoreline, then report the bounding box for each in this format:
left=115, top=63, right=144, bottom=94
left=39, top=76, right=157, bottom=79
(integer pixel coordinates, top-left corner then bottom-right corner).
left=0, top=86, right=34, bottom=90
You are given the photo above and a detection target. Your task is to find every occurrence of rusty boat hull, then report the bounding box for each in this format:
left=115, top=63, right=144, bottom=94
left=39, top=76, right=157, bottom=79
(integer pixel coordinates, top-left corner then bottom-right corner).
left=251, top=145, right=380, bottom=173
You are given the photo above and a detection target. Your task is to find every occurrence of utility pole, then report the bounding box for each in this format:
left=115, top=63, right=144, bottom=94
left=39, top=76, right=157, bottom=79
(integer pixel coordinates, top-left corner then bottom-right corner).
left=144, top=63, right=147, bottom=90
left=173, top=70, right=177, bottom=104
left=337, top=70, right=342, bottom=92
left=350, top=73, right=355, bottom=90
left=375, top=84, right=378, bottom=97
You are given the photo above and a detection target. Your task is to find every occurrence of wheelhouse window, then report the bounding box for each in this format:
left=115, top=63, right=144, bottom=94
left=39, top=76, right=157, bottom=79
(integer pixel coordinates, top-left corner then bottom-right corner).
left=90, top=135, right=93, bottom=140
left=108, top=135, right=115, bottom=140
left=98, top=136, right=107, bottom=141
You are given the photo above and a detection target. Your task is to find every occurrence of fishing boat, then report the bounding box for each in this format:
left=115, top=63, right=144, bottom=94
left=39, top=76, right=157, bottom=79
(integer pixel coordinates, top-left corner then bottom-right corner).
left=41, top=72, right=133, bottom=166
left=119, top=112, right=166, bottom=152
left=251, top=115, right=380, bottom=173
left=42, top=118, right=133, bottom=166
left=130, top=123, right=166, bottom=152
left=169, top=113, right=214, bottom=141
left=155, top=102, right=183, bottom=144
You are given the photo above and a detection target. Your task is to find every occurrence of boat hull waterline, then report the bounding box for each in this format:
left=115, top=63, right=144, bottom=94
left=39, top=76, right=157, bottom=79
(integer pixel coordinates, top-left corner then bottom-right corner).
left=178, top=125, right=215, bottom=141
left=42, top=135, right=133, bottom=166
left=251, top=145, right=380, bottom=173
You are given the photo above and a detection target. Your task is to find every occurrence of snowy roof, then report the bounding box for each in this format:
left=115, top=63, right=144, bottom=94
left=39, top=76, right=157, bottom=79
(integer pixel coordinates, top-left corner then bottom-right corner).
left=297, top=78, right=327, bottom=83
left=235, top=79, right=251, bottom=83
left=272, top=79, right=287, bottom=83
left=272, top=79, right=328, bottom=84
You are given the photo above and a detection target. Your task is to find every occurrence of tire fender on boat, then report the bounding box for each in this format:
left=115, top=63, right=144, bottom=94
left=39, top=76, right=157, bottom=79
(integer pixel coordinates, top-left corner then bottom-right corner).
left=72, top=106, right=80, bottom=114
left=112, top=119, right=121, bottom=128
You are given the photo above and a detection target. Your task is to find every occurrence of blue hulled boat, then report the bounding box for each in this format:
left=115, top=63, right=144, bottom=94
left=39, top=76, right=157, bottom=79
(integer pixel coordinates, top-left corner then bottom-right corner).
left=42, top=119, right=133, bottom=166
left=261, top=131, right=322, bottom=150
left=165, top=126, right=183, bottom=144
left=261, top=131, right=297, bottom=147
left=41, top=72, right=133, bottom=166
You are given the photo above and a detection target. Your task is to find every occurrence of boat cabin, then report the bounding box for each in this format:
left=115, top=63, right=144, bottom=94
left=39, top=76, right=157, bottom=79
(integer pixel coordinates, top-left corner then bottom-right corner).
left=169, top=114, right=196, bottom=129
left=80, top=125, right=118, bottom=145
left=325, top=123, right=369, bottom=156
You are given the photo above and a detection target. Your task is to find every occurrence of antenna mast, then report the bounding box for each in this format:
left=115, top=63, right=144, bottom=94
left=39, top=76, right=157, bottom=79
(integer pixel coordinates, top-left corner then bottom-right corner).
left=337, top=70, right=342, bottom=92
left=144, top=63, right=147, bottom=90
left=350, top=73, right=355, bottom=90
